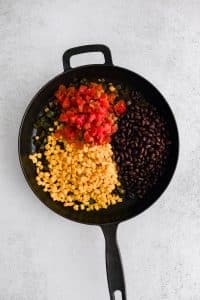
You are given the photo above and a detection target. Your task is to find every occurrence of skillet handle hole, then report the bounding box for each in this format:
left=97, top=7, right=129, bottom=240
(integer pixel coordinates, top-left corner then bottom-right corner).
left=114, top=290, right=122, bottom=300
left=70, top=52, right=105, bottom=68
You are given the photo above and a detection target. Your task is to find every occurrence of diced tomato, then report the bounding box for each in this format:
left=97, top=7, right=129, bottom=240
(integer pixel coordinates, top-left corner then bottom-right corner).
left=95, top=114, right=103, bottom=126
left=84, top=122, right=91, bottom=130
left=76, top=95, right=83, bottom=106
left=89, top=127, right=97, bottom=137
left=84, top=131, right=93, bottom=143
left=70, top=115, right=77, bottom=124
left=54, top=85, right=67, bottom=99
left=111, top=124, right=118, bottom=133
left=114, top=100, right=126, bottom=115
left=100, top=96, right=109, bottom=109
left=98, top=106, right=107, bottom=115
left=96, top=84, right=103, bottom=91
left=89, top=87, right=97, bottom=97
left=75, top=115, right=85, bottom=127
left=101, top=135, right=111, bottom=144
left=63, top=126, right=78, bottom=141
left=79, top=85, right=87, bottom=94
left=66, top=86, right=75, bottom=97
left=59, top=113, right=68, bottom=122
left=96, top=126, right=104, bottom=137
left=54, top=130, right=62, bottom=138
left=62, top=98, right=70, bottom=109
left=108, top=93, right=116, bottom=103
left=85, top=95, right=91, bottom=102
left=100, top=93, right=107, bottom=100
left=88, top=113, right=96, bottom=123
left=103, top=122, right=112, bottom=134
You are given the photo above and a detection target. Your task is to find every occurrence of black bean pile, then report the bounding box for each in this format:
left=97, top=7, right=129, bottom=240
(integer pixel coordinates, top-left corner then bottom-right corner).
left=112, top=90, right=171, bottom=199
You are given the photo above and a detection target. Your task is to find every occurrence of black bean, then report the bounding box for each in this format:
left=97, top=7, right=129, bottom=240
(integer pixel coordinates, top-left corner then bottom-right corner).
left=128, top=128, right=132, bottom=136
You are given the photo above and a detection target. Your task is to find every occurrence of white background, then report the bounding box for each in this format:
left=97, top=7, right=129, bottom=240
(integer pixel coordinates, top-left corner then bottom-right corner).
left=1, top=1, right=200, bottom=299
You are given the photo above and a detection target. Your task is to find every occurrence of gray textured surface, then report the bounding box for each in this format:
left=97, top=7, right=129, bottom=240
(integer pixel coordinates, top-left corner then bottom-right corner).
left=0, top=0, right=200, bottom=299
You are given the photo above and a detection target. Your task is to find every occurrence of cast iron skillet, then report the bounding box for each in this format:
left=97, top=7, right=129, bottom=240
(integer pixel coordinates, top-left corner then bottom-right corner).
left=18, top=44, right=179, bottom=300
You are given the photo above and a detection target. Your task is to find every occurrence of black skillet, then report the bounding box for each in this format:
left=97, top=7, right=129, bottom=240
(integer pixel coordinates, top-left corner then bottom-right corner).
left=18, top=44, right=179, bottom=300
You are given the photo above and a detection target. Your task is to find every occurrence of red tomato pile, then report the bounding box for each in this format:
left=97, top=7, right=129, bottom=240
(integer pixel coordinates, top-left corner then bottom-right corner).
left=54, top=82, right=126, bottom=145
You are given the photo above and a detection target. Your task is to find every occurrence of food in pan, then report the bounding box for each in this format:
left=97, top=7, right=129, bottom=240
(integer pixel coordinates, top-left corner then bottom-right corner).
left=29, top=78, right=171, bottom=211
left=29, top=138, right=122, bottom=211
left=112, top=90, right=171, bottom=199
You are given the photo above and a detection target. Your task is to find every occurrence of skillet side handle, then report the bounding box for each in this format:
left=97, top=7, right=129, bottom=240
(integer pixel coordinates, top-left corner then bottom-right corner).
left=62, top=44, right=113, bottom=72
left=101, top=223, right=126, bottom=300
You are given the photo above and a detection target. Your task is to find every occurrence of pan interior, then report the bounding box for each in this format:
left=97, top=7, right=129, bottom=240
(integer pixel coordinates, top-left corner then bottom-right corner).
left=19, top=65, right=179, bottom=225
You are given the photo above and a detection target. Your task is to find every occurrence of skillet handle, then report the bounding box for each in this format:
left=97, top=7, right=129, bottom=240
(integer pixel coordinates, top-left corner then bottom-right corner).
left=62, top=44, right=113, bottom=71
left=101, top=223, right=126, bottom=300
